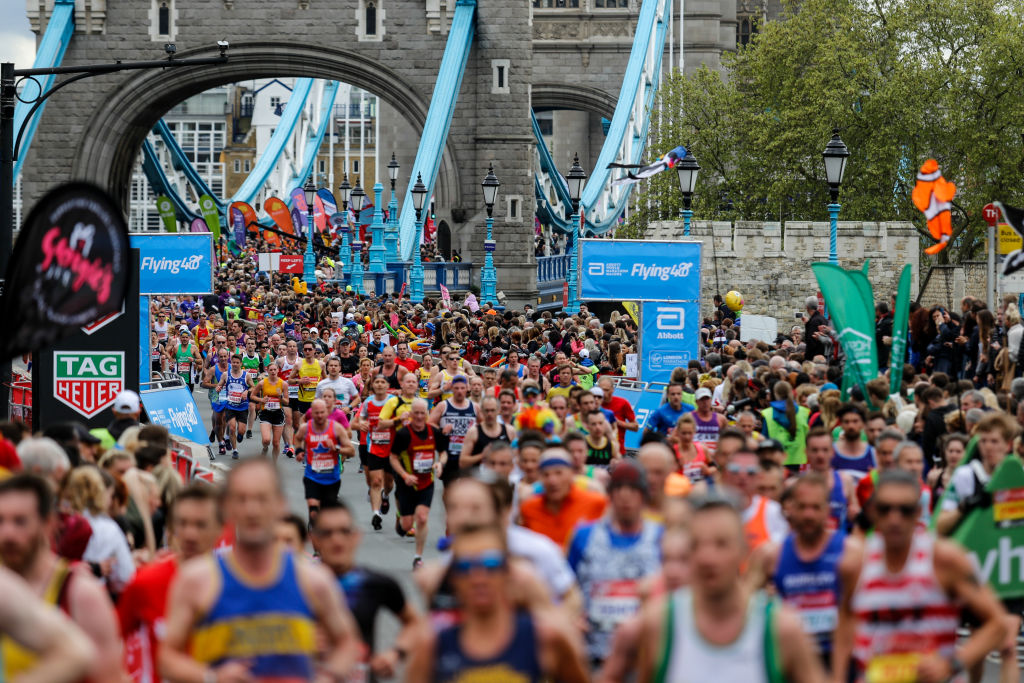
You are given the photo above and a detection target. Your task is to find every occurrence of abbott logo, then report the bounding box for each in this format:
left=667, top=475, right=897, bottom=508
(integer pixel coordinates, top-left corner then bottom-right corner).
left=656, top=306, right=686, bottom=330
left=587, top=263, right=605, bottom=276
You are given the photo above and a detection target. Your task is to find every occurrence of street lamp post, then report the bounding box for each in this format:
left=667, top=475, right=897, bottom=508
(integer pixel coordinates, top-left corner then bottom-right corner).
left=676, top=149, right=700, bottom=237
left=385, top=153, right=400, bottom=262
left=302, top=176, right=317, bottom=286
left=565, top=153, right=587, bottom=314
left=337, top=175, right=352, bottom=276
left=350, top=240, right=364, bottom=295
left=409, top=172, right=428, bottom=303
left=368, top=181, right=386, bottom=273
left=480, top=163, right=500, bottom=305
left=821, top=129, right=849, bottom=266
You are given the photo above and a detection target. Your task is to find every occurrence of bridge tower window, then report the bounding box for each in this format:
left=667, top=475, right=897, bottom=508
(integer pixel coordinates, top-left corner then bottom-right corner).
left=737, top=14, right=759, bottom=46
left=149, top=0, right=177, bottom=41
left=357, top=0, right=384, bottom=41
left=366, top=2, right=377, bottom=34
left=491, top=60, right=511, bottom=95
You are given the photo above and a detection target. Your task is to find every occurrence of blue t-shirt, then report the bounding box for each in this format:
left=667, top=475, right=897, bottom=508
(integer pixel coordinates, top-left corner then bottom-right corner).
left=646, top=402, right=694, bottom=434
left=566, top=522, right=664, bottom=572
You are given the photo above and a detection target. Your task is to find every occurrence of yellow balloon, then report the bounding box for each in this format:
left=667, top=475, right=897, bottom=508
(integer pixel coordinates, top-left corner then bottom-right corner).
left=725, top=290, right=744, bottom=312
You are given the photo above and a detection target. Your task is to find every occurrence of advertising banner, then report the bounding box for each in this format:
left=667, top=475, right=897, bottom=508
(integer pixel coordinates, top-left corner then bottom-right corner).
left=189, top=217, right=208, bottom=233
left=580, top=239, right=701, bottom=302
left=953, top=457, right=1024, bottom=598
left=156, top=195, right=177, bottom=232
left=626, top=384, right=666, bottom=451
left=264, top=196, right=295, bottom=234
left=290, top=188, right=309, bottom=230
left=198, top=194, right=221, bottom=241
left=812, top=263, right=879, bottom=402
left=130, top=233, right=214, bottom=295
left=640, top=301, right=700, bottom=384
left=889, top=264, right=912, bottom=394
left=32, top=250, right=140, bottom=431
left=315, top=189, right=336, bottom=234
left=0, top=183, right=131, bottom=362
left=142, top=384, right=209, bottom=444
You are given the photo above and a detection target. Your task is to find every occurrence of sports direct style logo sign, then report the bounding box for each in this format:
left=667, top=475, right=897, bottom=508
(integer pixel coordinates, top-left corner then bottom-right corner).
left=641, top=301, right=699, bottom=384
left=54, top=351, right=124, bottom=418
left=130, top=233, right=214, bottom=295
left=580, top=239, right=701, bottom=301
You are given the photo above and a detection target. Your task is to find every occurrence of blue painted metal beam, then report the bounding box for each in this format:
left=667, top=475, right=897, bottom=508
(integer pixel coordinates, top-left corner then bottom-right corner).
left=153, top=119, right=224, bottom=210
left=286, top=80, right=340, bottom=190
left=140, top=139, right=199, bottom=224
left=398, top=0, right=476, bottom=260
left=229, top=78, right=314, bottom=205
left=13, top=0, right=75, bottom=180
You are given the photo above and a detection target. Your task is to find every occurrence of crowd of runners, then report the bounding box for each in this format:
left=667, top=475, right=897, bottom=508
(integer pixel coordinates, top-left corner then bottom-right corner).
left=1, top=253, right=1023, bottom=682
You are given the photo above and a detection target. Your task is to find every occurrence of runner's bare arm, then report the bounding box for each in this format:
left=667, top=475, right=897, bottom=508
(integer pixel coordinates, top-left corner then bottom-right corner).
left=371, top=602, right=422, bottom=679
left=428, top=402, right=444, bottom=428
left=402, top=621, right=437, bottom=683
left=842, top=472, right=861, bottom=522
left=295, top=424, right=309, bottom=451
left=537, top=612, right=589, bottom=683
left=297, top=560, right=361, bottom=682
left=775, top=602, right=826, bottom=683
left=458, top=427, right=482, bottom=467
left=635, top=596, right=667, bottom=683
left=0, top=567, right=95, bottom=683
left=932, top=539, right=1008, bottom=673
left=159, top=558, right=235, bottom=683
left=831, top=539, right=863, bottom=683
left=65, top=565, right=129, bottom=682
left=427, top=373, right=444, bottom=400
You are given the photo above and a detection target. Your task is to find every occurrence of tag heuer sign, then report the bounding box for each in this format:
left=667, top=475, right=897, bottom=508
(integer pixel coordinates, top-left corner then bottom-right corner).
left=53, top=351, right=124, bottom=418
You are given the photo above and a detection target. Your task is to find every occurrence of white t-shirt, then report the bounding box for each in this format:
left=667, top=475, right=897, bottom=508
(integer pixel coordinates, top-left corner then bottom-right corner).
left=940, top=460, right=990, bottom=511
left=82, top=511, right=136, bottom=593
left=506, top=524, right=578, bottom=600
left=742, top=494, right=790, bottom=543
left=316, top=376, right=360, bottom=404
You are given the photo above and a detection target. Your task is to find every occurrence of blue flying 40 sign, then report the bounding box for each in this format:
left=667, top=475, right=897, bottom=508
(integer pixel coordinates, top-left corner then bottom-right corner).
left=579, top=239, right=701, bottom=301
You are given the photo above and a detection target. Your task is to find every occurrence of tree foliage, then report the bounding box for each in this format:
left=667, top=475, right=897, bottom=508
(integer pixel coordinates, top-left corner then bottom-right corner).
left=626, top=0, right=1024, bottom=262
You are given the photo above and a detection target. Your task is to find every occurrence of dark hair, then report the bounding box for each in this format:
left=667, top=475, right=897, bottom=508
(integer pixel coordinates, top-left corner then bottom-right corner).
left=805, top=426, right=832, bottom=446
left=282, top=512, right=310, bottom=543
left=135, top=445, right=165, bottom=471
left=0, top=474, right=54, bottom=519
left=138, top=424, right=171, bottom=450
left=836, top=404, right=865, bottom=422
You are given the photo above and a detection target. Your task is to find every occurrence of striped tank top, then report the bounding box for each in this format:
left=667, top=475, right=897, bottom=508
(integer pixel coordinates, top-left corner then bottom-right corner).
left=850, top=530, right=960, bottom=679
left=191, top=550, right=316, bottom=681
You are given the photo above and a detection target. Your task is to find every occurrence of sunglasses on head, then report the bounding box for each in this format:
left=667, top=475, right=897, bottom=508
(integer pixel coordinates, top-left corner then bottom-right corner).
left=875, top=502, right=918, bottom=518
left=452, top=551, right=507, bottom=575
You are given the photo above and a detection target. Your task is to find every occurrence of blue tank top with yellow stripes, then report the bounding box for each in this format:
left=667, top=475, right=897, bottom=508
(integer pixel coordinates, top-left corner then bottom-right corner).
left=191, top=550, right=316, bottom=680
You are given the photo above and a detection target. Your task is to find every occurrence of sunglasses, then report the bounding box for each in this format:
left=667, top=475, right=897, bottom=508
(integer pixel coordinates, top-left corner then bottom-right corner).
left=452, top=551, right=507, bottom=575
left=727, top=463, right=759, bottom=476
left=875, top=502, right=918, bottom=519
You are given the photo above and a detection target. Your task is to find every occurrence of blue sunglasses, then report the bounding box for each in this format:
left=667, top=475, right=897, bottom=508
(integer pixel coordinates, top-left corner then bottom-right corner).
left=452, top=551, right=507, bottom=575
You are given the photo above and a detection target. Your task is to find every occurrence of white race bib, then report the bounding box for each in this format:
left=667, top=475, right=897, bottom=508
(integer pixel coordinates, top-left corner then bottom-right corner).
left=265, top=399, right=281, bottom=411
left=413, top=450, right=434, bottom=473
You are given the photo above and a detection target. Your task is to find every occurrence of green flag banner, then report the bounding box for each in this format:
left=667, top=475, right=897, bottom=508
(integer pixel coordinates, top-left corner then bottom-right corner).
left=812, top=263, right=879, bottom=403
left=889, top=264, right=912, bottom=395
left=198, top=194, right=221, bottom=241
left=155, top=195, right=177, bottom=233
left=952, top=457, right=1024, bottom=599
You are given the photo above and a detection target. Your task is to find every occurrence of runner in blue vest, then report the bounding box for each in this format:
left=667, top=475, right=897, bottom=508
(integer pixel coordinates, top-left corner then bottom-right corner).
left=215, top=354, right=255, bottom=460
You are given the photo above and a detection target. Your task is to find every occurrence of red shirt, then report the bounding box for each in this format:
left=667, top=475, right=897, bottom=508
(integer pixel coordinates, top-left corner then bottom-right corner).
left=0, top=437, right=20, bottom=471
left=395, top=357, right=420, bottom=373
left=117, top=556, right=179, bottom=683
left=603, top=396, right=636, bottom=453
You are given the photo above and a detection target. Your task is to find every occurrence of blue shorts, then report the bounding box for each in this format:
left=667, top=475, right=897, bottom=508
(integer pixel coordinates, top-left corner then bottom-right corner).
left=211, top=401, right=227, bottom=413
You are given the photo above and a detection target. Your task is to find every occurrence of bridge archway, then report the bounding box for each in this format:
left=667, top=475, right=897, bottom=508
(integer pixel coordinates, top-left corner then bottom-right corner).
left=531, top=83, right=616, bottom=120
left=69, top=43, right=463, bottom=213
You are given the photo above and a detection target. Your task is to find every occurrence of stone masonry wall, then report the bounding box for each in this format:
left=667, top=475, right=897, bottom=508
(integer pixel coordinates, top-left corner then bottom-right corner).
left=646, top=219, right=921, bottom=321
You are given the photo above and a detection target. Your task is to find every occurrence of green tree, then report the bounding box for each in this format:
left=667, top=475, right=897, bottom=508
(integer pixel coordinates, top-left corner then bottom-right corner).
left=628, top=0, right=1024, bottom=263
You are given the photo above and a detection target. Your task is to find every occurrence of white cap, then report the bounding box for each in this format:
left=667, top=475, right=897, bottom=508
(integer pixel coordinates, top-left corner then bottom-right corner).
left=695, top=387, right=713, bottom=400
left=309, top=327, right=319, bottom=334
left=179, top=325, right=190, bottom=333
left=346, top=313, right=355, bottom=320
left=113, top=390, right=141, bottom=414
left=589, top=387, right=605, bottom=397
left=579, top=349, right=590, bottom=358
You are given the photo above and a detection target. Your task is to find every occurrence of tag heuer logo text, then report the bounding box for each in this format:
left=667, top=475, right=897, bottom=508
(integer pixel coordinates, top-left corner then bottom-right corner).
left=53, top=351, right=124, bottom=418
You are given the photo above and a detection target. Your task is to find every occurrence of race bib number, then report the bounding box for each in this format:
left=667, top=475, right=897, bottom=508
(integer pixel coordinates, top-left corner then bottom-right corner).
left=798, top=606, right=837, bottom=635
left=371, top=430, right=391, bottom=444
left=683, top=462, right=704, bottom=483
left=246, top=369, right=258, bottom=381
left=413, top=450, right=434, bottom=473
left=866, top=653, right=920, bottom=683
left=218, top=388, right=228, bottom=403
left=228, top=389, right=245, bottom=405
left=311, top=449, right=336, bottom=473
left=588, top=579, right=640, bottom=629
left=265, top=399, right=281, bottom=411
left=177, top=361, right=192, bottom=373
left=289, top=384, right=299, bottom=398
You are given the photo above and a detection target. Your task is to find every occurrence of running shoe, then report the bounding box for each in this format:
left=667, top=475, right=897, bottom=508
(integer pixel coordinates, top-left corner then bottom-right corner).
left=237, top=431, right=245, bottom=443
left=412, top=556, right=423, bottom=570
left=232, top=450, right=239, bottom=460
left=209, top=429, right=216, bottom=443
left=246, top=429, right=253, bottom=440
left=380, top=495, right=390, bottom=515
left=371, top=513, right=382, bottom=531
left=218, top=443, right=226, bottom=456
left=394, top=516, right=405, bottom=538
left=284, top=447, right=295, bottom=459
left=406, top=525, right=416, bottom=538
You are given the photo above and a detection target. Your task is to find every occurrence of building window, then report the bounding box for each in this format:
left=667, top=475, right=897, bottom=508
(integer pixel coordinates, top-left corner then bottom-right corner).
left=149, top=0, right=176, bottom=40
left=318, top=159, right=326, bottom=174
left=491, top=60, right=511, bottom=95
left=366, top=2, right=377, bottom=34
left=507, top=196, right=521, bottom=220
left=535, top=110, right=553, bottom=136
left=270, top=96, right=282, bottom=112
left=244, top=160, right=251, bottom=173
left=737, top=14, right=758, bottom=47
left=233, top=159, right=240, bottom=173
left=353, top=160, right=360, bottom=174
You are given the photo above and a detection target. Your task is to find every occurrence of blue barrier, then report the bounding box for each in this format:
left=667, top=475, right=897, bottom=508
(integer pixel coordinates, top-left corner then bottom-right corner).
left=141, top=383, right=209, bottom=445
left=626, top=383, right=668, bottom=450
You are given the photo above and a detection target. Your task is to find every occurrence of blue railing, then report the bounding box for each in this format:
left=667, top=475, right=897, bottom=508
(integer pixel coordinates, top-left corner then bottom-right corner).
left=537, top=254, right=570, bottom=282
left=332, top=261, right=474, bottom=296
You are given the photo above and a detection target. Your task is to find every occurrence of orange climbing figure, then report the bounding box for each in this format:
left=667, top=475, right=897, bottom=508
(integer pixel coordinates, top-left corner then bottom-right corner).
left=912, top=159, right=956, bottom=255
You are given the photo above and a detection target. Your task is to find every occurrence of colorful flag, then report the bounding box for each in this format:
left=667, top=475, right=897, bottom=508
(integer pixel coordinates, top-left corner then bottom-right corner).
left=229, top=206, right=246, bottom=247
left=622, top=302, right=639, bottom=325
left=264, top=196, right=295, bottom=234
left=198, top=194, right=221, bottom=241
left=155, top=195, right=177, bottom=233
left=316, top=189, right=337, bottom=234
left=812, top=263, right=878, bottom=406
left=290, top=188, right=309, bottom=230
left=440, top=284, right=452, bottom=309
left=189, top=217, right=209, bottom=233
left=889, top=264, right=911, bottom=395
